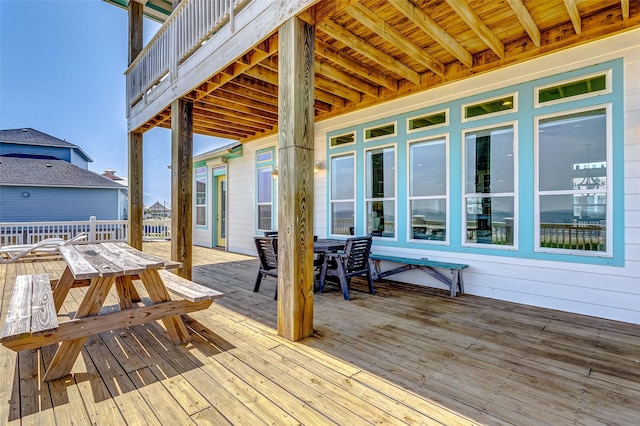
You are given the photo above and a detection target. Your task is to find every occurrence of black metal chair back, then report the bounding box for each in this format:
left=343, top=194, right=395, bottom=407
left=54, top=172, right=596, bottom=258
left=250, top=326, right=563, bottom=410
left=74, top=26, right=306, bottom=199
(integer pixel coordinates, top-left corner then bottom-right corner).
left=253, top=237, right=278, bottom=299
left=319, top=236, right=374, bottom=300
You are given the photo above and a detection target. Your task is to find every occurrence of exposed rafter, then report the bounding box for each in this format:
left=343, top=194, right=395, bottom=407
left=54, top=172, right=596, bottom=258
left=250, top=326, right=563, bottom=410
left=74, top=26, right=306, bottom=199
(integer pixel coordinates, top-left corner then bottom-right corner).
left=315, top=40, right=398, bottom=90
left=445, top=0, right=505, bottom=59
left=563, top=0, right=582, bottom=35
left=386, top=0, right=473, bottom=68
left=507, top=0, right=541, bottom=47
left=345, top=2, right=444, bottom=76
left=622, top=0, right=630, bottom=20
left=318, top=19, right=421, bottom=84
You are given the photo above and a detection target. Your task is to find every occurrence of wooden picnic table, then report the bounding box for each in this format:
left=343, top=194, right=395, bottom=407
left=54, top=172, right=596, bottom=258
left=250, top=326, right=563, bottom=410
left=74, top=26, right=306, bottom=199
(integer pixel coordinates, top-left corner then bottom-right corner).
left=0, top=242, right=222, bottom=381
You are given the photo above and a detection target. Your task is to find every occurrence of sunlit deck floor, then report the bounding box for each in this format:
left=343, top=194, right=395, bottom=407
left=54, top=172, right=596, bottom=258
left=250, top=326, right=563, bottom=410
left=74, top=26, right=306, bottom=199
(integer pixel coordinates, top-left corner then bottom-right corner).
left=1, top=242, right=639, bottom=425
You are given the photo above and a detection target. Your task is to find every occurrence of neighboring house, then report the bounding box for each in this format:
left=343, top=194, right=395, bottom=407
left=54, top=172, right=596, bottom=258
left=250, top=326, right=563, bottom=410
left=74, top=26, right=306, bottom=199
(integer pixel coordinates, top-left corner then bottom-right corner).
left=102, top=168, right=129, bottom=219
left=0, top=128, right=127, bottom=222
left=146, top=201, right=171, bottom=219
left=113, top=1, right=640, bottom=326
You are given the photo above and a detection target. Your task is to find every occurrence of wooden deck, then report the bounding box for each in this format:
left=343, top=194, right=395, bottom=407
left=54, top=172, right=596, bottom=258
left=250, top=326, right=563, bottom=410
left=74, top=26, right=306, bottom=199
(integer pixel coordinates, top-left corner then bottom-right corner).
left=1, top=242, right=639, bottom=425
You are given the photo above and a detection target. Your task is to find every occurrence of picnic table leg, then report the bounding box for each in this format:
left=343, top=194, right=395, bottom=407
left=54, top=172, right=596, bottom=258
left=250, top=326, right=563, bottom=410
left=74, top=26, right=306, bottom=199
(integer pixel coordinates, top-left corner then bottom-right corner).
left=43, top=276, right=115, bottom=381
left=139, top=269, right=190, bottom=344
left=115, top=276, right=139, bottom=310
left=52, top=267, right=74, bottom=312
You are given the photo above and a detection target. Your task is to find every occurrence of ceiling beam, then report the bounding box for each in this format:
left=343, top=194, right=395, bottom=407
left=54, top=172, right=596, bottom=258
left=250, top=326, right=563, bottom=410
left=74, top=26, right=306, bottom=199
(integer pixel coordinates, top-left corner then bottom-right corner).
left=192, top=108, right=273, bottom=132
left=621, top=0, right=630, bottom=20
left=315, top=60, right=379, bottom=96
left=195, top=100, right=278, bottom=126
left=315, top=40, right=398, bottom=91
left=318, top=19, right=421, bottom=84
left=563, top=0, right=582, bottom=35
left=445, top=0, right=504, bottom=59
left=506, top=0, right=541, bottom=47
left=386, top=0, right=473, bottom=68
left=345, top=2, right=444, bottom=76
left=314, top=75, right=362, bottom=102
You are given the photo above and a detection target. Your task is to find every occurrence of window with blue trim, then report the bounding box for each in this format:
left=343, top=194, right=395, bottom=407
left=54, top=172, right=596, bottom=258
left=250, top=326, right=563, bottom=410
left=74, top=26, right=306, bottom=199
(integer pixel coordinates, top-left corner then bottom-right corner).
left=330, top=153, right=355, bottom=235
left=536, top=107, right=609, bottom=254
left=195, top=167, right=207, bottom=227
left=463, top=124, right=516, bottom=247
left=365, top=145, right=396, bottom=238
left=256, top=148, right=275, bottom=232
left=409, top=136, right=448, bottom=242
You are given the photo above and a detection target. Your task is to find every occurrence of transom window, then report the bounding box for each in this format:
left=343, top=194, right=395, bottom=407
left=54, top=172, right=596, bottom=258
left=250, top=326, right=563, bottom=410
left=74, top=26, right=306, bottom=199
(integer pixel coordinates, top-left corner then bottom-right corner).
left=463, top=94, right=516, bottom=121
left=364, top=122, right=396, bottom=141
left=536, top=73, right=609, bottom=106
left=330, top=132, right=355, bottom=148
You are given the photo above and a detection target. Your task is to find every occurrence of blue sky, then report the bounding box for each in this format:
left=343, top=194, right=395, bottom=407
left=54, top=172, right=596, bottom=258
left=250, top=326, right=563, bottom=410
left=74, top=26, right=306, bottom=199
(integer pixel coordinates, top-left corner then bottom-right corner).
left=0, top=0, right=229, bottom=206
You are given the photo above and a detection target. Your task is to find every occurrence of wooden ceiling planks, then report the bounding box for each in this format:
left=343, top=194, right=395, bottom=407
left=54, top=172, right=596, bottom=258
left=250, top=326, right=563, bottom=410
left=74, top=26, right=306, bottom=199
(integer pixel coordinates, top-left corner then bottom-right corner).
left=140, top=0, right=638, bottom=143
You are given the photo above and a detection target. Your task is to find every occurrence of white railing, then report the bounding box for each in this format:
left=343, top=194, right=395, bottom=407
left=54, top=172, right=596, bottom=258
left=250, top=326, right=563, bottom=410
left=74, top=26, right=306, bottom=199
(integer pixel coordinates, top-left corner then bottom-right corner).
left=0, top=217, right=171, bottom=246
left=126, top=0, right=247, bottom=109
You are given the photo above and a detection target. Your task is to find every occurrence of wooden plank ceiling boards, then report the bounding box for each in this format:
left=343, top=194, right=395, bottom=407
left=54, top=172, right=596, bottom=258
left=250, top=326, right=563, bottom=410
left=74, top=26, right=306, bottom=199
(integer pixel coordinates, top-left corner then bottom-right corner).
left=139, top=0, right=639, bottom=142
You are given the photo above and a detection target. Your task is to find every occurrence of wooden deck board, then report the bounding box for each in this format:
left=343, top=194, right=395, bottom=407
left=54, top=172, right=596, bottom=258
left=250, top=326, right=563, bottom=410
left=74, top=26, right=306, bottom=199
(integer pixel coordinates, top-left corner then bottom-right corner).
left=1, top=242, right=639, bottom=425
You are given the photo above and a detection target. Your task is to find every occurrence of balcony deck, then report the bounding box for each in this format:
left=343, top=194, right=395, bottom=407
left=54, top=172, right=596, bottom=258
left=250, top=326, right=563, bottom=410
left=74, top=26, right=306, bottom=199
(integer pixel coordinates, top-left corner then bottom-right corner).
left=1, top=242, right=639, bottom=424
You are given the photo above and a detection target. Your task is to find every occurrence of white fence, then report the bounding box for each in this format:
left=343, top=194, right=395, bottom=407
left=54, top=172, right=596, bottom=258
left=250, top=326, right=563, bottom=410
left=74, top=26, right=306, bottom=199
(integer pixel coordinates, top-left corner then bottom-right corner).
left=0, top=217, right=171, bottom=246
left=125, top=0, right=249, bottom=109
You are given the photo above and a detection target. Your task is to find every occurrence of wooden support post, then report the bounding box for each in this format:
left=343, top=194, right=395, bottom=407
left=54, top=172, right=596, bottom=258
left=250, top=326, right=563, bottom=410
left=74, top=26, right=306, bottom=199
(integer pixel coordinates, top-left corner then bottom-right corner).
left=128, top=131, right=144, bottom=250
left=128, top=0, right=143, bottom=64
left=127, top=1, right=144, bottom=250
left=277, top=17, right=315, bottom=341
left=171, top=98, right=193, bottom=280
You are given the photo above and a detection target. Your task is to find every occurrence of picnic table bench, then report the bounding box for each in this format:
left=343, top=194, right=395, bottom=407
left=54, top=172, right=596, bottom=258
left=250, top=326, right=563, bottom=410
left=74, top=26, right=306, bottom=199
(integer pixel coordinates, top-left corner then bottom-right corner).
left=0, top=242, right=223, bottom=381
left=369, top=254, right=468, bottom=297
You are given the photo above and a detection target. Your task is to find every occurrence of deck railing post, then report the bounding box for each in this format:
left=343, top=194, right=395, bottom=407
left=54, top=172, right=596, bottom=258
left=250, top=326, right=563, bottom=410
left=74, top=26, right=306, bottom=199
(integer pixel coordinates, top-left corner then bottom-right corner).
left=89, top=216, right=97, bottom=243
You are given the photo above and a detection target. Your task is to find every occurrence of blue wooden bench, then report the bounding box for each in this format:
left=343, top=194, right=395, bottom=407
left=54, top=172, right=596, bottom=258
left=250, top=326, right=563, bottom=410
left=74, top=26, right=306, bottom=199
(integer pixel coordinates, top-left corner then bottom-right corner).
left=369, top=254, right=468, bottom=297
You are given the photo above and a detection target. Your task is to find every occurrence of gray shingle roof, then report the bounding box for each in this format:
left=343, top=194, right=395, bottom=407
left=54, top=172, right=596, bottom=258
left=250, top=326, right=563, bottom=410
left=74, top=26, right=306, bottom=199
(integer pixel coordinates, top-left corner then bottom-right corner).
left=0, top=128, right=93, bottom=162
left=0, top=157, right=125, bottom=189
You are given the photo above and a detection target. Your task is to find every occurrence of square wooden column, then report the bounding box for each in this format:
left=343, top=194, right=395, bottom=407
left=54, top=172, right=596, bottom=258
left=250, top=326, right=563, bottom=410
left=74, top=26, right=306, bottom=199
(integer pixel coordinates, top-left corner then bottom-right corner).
left=126, top=1, right=144, bottom=249
left=128, top=131, right=143, bottom=249
left=277, top=17, right=315, bottom=341
left=171, top=99, right=194, bottom=280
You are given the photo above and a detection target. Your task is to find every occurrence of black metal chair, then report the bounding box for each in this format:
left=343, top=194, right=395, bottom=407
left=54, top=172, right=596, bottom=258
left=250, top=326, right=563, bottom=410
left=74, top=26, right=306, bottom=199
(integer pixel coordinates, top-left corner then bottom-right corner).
left=318, top=236, right=374, bottom=300
left=253, top=237, right=278, bottom=300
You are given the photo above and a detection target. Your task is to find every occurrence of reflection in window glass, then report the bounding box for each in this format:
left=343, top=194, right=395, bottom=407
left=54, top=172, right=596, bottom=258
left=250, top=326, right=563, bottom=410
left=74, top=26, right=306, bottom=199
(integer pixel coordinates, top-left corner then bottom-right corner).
left=366, top=146, right=395, bottom=237
left=196, top=177, right=206, bottom=226
left=330, top=154, right=355, bottom=235
left=464, top=125, right=515, bottom=246
left=330, top=133, right=355, bottom=147
left=465, top=96, right=514, bottom=119
left=409, top=111, right=447, bottom=131
left=538, top=75, right=606, bottom=104
left=365, top=123, right=395, bottom=140
left=409, top=138, right=447, bottom=241
left=538, top=109, right=608, bottom=252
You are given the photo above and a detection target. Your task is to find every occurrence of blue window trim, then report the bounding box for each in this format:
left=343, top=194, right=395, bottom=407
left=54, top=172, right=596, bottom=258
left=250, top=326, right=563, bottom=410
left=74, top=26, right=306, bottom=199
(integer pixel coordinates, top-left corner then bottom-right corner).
left=326, top=59, right=624, bottom=266
left=195, top=168, right=208, bottom=230
left=255, top=147, right=276, bottom=233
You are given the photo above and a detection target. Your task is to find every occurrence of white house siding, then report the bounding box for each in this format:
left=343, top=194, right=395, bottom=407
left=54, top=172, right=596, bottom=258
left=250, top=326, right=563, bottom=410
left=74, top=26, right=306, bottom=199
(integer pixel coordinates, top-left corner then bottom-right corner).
left=224, top=29, right=640, bottom=324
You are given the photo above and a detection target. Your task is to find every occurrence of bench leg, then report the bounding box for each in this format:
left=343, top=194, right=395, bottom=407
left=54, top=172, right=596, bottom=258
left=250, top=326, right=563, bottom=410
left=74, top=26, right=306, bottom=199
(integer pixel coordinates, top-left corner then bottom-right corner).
left=140, top=270, right=190, bottom=345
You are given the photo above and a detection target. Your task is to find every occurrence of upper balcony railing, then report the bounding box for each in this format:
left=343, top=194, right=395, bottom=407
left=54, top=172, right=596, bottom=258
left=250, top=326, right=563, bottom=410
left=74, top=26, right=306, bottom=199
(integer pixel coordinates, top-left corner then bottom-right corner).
left=125, top=0, right=249, bottom=112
